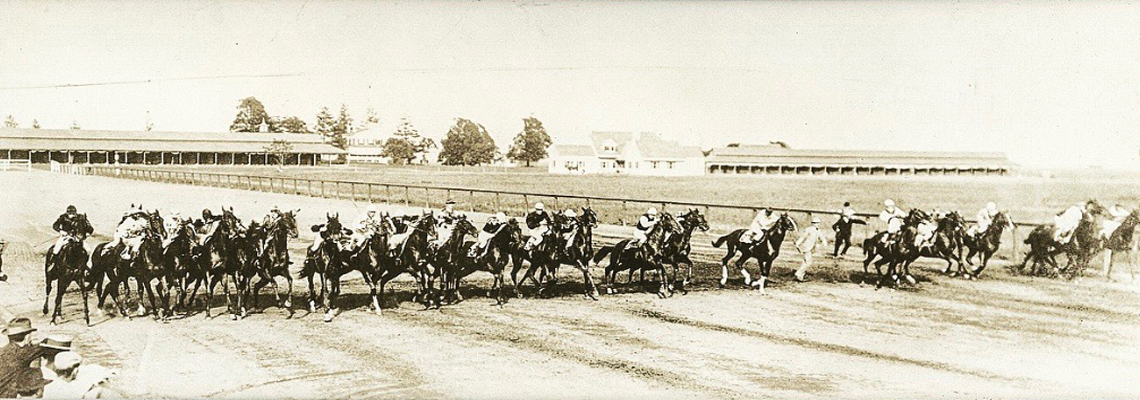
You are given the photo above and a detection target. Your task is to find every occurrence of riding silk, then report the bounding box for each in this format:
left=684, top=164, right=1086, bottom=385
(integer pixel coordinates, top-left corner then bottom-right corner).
left=50, top=213, right=90, bottom=255
left=1053, top=205, right=1084, bottom=243
left=742, top=212, right=777, bottom=244
left=525, top=211, right=551, bottom=249
left=915, top=221, right=937, bottom=248
left=1099, top=205, right=1132, bottom=240
left=109, top=215, right=148, bottom=259
left=632, top=214, right=657, bottom=245
left=879, top=207, right=906, bottom=234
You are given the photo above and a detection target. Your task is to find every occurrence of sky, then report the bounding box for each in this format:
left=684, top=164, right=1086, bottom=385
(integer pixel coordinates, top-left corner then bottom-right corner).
left=1, top=0, right=1138, bottom=169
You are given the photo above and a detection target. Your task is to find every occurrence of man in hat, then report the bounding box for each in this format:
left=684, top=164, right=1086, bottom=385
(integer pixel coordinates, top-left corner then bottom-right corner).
left=0, top=317, right=43, bottom=397
left=524, top=202, right=551, bottom=251
left=793, top=216, right=829, bottom=282
left=42, top=351, right=105, bottom=399
left=48, top=205, right=90, bottom=265
left=352, top=205, right=385, bottom=247
left=742, top=208, right=777, bottom=245
left=631, top=207, right=660, bottom=247
left=470, top=213, right=508, bottom=258
left=831, top=202, right=864, bottom=257
left=878, top=199, right=906, bottom=243
left=37, top=335, right=74, bottom=382
left=105, top=204, right=149, bottom=260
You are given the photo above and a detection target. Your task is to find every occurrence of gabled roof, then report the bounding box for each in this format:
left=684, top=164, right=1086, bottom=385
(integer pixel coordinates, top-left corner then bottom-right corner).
left=549, top=144, right=596, bottom=157
left=0, top=128, right=346, bottom=154
left=584, top=131, right=701, bottom=160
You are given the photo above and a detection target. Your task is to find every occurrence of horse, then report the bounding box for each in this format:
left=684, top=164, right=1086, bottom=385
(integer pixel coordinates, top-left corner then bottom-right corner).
left=161, top=219, right=199, bottom=316
left=541, top=208, right=602, bottom=300
left=963, top=211, right=1014, bottom=277
left=300, top=212, right=351, bottom=322
left=712, top=212, right=797, bottom=293
left=509, top=216, right=564, bottom=298
left=860, top=209, right=927, bottom=289
left=904, top=211, right=968, bottom=279
left=197, top=207, right=242, bottom=319
left=90, top=209, right=165, bottom=319
left=1021, top=201, right=1108, bottom=278
left=247, top=210, right=300, bottom=316
left=594, top=212, right=682, bottom=298
left=132, top=223, right=171, bottom=320
left=375, top=213, right=438, bottom=314
left=431, top=216, right=480, bottom=304
left=1101, top=209, right=1139, bottom=281
left=347, top=213, right=397, bottom=315
left=659, top=208, right=709, bottom=294
left=230, top=220, right=264, bottom=319
left=43, top=214, right=94, bottom=326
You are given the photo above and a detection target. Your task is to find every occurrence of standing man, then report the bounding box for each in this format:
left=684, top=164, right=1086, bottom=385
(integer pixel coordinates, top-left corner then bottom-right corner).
left=794, top=216, right=829, bottom=282
left=0, top=317, right=43, bottom=398
left=831, top=202, right=864, bottom=257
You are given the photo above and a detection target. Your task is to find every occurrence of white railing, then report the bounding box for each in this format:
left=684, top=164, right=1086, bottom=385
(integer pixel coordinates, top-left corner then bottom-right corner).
left=0, top=159, right=31, bottom=171
left=49, top=161, right=88, bottom=175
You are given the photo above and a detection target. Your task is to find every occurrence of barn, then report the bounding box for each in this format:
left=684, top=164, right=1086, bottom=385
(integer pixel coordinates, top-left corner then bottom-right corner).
left=705, top=144, right=1013, bottom=176
left=0, top=128, right=346, bottom=165
left=548, top=132, right=705, bottom=176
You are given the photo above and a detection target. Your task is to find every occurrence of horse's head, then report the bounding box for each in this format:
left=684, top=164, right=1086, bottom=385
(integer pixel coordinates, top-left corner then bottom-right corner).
left=657, top=212, right=683, bottom=236
left=452, top=215, right=477, bottom=239
left=905, top=209, right=929, bottom=226
left=775, top=213, right=798, bottom=233
left=324, top=213, right=345, bottom=238
left=681, top=208, right=709, bottom=232
left=416, top=213, right=439, bottom=241
left=579, top=207, right=598, bottom=228
left=994, top=211, right=1014, bottom=231
left=939, top=211, right=965, bottom=231
left=280, top=210, right=300, bottom=238
left=1085, top=200, right=1107, bottom=218
left=503, top=218, right=524, bottom=242
left=72, top=213, right=92, bottom=241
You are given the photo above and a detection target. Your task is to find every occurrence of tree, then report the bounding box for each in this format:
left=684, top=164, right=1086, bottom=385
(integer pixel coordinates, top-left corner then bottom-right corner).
left=229, top=97, right=270, bottom=132
left=4, top=115, right=17, bottom=128
left=314, top=107, right=336, bottom=140
left=380, top=137, right=416, bottom=164
left=32, top=119, right=40, bottom=129
left=439, top=118, right=497, bottom=165
left=264, top=139, right=294, bottom=167
left=506, top=116, right=553, bottom=167
left=328, top=104, right=352, bottom=153
left=273, top=116, right=310, bottom=133
left=70, top=120, right=81, bottom=130
left=362, top=107, right=379, bottom=128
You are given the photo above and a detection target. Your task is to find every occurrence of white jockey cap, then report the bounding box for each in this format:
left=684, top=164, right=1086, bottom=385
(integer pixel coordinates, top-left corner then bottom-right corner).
left=565, top=209, right=577, bottom=218
left=496, top=212, right=507, bottom=221
left=811, top=216, right=822, bottom=223
left=648, top=207, right=658, bottom=215
left=367, top=205, right=377, bottom=213
left=986, top=202, right=997, bottom=211
left=884, top=199, right=895, bottom=207
left=170, top=209, right=180, bottom=217
left=535, top=202, right=544, bottom=210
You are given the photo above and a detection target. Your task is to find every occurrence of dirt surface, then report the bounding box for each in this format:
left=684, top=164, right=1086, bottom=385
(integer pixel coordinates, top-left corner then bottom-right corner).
left=2, top=170, right=1139, bottom=398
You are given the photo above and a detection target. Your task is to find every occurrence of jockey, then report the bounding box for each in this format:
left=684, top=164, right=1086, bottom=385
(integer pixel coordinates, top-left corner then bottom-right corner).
left=434, top=200, right=459, bottom=247
left=48, top=205, right=90, bottom=262
left=523, top=202, right=551, bottom=251
left=878, top=199, right=906, bottom=243
left=632, top=207, right=659, bottom=247
left=163, top=209, right=183, bottom=237
left=1099, top=203, right=1132, bottom=240
left=560, top=209, right=580, bottom=255
left=352, top=205, right=384, bottom=246
left=107, top=205, right=149, bottom=260
left=967, top=202, right=999, bottom=237
left=470, top=212, right=508, bottom=258
left=262, top=206, right=284, bottom=227
left=742, top=208, right=777, bottom=244
left=1053, top=202, right=1087, bottom=244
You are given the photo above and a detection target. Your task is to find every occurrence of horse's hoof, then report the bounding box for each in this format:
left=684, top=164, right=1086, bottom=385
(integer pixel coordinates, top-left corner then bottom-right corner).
left=284, top=300, right=292, bottom=308
left=606, top=287, right=614, bottom=295
left=905, top=276, right=917, bottom=285
left=50, top=320, right=58, bottom=326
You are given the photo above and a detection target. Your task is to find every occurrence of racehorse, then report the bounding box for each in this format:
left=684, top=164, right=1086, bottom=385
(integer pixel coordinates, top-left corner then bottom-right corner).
left=43, top=213, right=94, bottom=325
left=431, top=216, right=479, bottom=304
left=905, top=211, right=968, bottom=279
left=594, top=212, right=682, bottom=298
left=347, top=213, right=395, bottom=315
left=509, top=215, right=564, bottom=298
left=1021, top=201, right=1108, bottom=278
left=1101, top=209, right=1139, bottom=281
left=300, top=213, right=350, bottom=322
left=230, top=220, right=264, bottom=319
left=542, top=207, right=602, bottom=300
left=161, top=219, right=198, bottom=316
left=659, top=208, right=709, bottom=294
left=712, top=212, right=797, bottom=293
left=90, top=209, right=165, bottom=319
left=248, top=210, right=300, bottom=315
left=460, top=218, right=525, bottom=305
left=375, top=213, right=438, bottom=314
left=963, top=211, right=1014, bottom=277
left=861, top=209, right=927, bottom=289
left=197, top=207, right=242, bottom=319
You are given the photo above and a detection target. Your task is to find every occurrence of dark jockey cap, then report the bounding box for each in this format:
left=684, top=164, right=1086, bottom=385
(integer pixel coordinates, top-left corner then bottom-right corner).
left=66, top=205, right=77, bottom=213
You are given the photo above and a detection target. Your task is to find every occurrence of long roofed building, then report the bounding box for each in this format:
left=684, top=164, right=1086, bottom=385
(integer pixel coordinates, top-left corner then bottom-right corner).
left=0, top=128, right=346, bottom=165
left=706, top=143, right=1012, bottom=175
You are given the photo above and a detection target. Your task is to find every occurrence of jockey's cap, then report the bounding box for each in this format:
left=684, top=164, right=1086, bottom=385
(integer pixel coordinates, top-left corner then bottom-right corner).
left=496, top=212, right=507, bottom=221
left=884, top=199, right=895, bottom=207
left=271, top=205, right=280, bottom=212
left=446, top=199, right=456, bottom=205
left=53, top=351, right=82, bottom=371
left=565, top=209, right=577, bottom=218
left=986, top=202, right=997, bottom=212
left=66, top=205, right=77, bottom=213
left=811, top=216, right=822, bottom=224
left=648, top=207, right=658, bottom=215
left=535, top=202, right=544, bottom=210
left=367, top=205, right=377, bottom=213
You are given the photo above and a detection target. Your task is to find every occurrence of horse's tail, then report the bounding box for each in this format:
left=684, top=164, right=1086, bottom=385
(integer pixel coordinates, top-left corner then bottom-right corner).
left=712, top=232, right=733, bottom=248
left=590, top=246, right=613, bottom=267
left=862, top=237, right=876, bottom=256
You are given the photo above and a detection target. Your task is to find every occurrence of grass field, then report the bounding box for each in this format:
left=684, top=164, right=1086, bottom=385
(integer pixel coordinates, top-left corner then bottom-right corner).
left=2, top=170, right=1139, bottom=398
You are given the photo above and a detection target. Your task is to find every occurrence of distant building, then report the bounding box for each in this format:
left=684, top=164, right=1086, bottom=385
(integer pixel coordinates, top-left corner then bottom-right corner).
left=0, top=128, right=344, bottom=165
left=345, top=126, right=440, bottom=165
left=547, top=132, right=705, bottom=176
left=706, top=143, right=1012, bottom=176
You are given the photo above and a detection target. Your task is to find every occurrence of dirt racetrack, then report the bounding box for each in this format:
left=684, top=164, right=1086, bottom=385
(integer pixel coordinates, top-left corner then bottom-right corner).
left=2, top=170, right=1139, bottom=398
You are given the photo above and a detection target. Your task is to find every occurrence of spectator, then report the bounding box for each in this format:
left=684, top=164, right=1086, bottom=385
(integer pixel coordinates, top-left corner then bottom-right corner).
left=794, top=216, right=829, bottom=282
left=1, top=317, right=45, bottom=397
left=42, top=351, right=103, bottom=399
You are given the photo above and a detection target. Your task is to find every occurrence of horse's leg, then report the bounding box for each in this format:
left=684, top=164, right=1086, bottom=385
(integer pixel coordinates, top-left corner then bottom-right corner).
left=43, top=273, right=53, bottom=316
left=204, top=272, right=217, bottom=318
left=306, top=272, right=317, bottom=312
left=737, top=251, right=752, bottom=286
left=284, top=271, right=294, bottom=310
left=576, top=260, right=599, bottom=300
left=1103, top=249, right=1114, bottom=281
left=81, top=272, right=91, bottom=326
left=51, top=278, right=68, bottom=325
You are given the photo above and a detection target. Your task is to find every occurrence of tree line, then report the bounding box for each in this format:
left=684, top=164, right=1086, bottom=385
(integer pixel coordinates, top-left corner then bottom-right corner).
left=227, top=96, right=551, bottom=166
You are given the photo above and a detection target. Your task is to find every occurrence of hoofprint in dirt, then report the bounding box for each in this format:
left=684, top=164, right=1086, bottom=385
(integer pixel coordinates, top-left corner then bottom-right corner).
left=1, top=171, right=1138, bottom=398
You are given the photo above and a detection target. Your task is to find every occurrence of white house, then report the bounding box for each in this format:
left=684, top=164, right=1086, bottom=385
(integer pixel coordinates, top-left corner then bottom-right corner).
left=548, top=131, right=705, bottom=176
left=345, top=125, right=440, bottom=164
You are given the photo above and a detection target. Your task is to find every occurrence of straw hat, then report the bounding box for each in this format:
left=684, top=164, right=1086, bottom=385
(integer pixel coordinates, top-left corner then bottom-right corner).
left=3, top=317, right=36, bottom=337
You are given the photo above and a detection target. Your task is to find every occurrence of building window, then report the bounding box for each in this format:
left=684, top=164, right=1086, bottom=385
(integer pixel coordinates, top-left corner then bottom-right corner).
left=668, top=161, right=675, bottom=169
left=651, top=161, right=659, bottom=169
